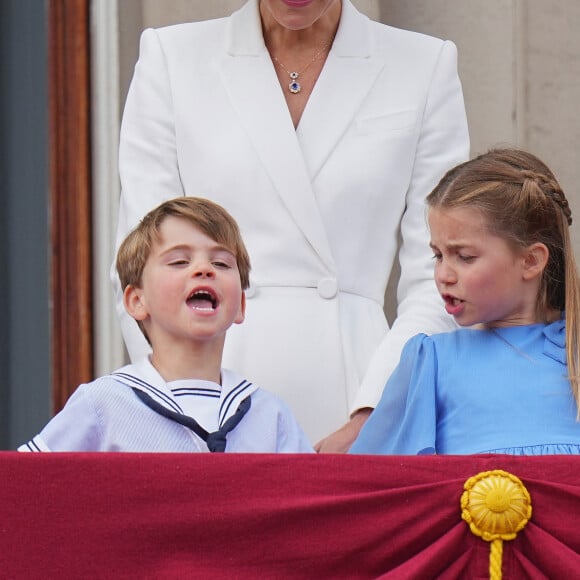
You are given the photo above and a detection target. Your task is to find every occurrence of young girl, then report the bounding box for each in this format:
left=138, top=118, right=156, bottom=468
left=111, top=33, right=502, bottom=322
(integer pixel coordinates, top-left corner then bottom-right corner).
left=350, top=148, right=580, bottom=455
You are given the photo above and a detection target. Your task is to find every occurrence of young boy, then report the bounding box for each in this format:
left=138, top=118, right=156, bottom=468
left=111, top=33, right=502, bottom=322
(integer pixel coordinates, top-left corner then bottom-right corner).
left=19, top=197, right=312, bottom=453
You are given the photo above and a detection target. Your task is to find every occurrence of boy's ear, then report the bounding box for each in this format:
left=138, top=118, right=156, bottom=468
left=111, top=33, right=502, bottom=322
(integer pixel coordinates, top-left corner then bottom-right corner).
left=123, top=284, right=149, bottom=321
left=521, top=242, right=549, bottom=280
left=234, top=291, right=246, bottom=325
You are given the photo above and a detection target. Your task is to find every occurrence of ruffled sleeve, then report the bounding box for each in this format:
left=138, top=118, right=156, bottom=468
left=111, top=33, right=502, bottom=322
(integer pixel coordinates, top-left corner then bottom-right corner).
left=350, top=334, right=438, bottom=455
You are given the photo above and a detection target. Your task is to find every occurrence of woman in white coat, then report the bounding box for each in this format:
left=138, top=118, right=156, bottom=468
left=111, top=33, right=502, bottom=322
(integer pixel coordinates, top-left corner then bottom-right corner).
left=114, top=0, right=470, bottom=450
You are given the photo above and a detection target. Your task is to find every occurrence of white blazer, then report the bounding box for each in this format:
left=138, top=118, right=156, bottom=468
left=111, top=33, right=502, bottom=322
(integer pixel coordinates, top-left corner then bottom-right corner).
left=114, top=0, right=469, bottom=443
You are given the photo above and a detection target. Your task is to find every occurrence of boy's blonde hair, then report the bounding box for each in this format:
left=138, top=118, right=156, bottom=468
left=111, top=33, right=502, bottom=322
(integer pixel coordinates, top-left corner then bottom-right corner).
left=427, top=148, right=580, bottom=416
left=117, top=197, right=251, bottom=335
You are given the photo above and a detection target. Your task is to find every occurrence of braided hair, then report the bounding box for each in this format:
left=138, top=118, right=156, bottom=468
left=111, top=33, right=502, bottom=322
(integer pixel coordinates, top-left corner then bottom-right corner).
left=427, top=148, right=580, bottom=417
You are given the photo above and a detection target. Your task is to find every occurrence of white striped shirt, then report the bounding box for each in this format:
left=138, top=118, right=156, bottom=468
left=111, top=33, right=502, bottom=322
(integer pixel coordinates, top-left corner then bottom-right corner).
left=19, top=358, right=313, bottom=453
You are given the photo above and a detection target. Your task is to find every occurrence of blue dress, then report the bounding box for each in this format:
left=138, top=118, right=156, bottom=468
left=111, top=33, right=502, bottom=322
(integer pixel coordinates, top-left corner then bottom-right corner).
left=350, top=318, right=580, bottom=455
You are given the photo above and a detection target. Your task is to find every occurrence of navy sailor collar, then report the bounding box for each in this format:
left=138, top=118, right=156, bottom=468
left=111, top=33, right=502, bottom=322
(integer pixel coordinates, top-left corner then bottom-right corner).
left=111, top=358, right=258, bottom=429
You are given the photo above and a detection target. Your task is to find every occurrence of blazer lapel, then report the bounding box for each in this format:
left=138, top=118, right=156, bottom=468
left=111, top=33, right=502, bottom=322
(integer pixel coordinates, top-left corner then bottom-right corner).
left=298, top=0, right=384, bottom=180
left=220, top=0, right=336, bottom=271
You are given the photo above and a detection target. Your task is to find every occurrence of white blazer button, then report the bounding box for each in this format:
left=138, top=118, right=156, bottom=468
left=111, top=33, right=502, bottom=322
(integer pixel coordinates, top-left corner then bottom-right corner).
left=245, top=284, right=257, bottom=299
left=317, top=278, right=338, bottom=299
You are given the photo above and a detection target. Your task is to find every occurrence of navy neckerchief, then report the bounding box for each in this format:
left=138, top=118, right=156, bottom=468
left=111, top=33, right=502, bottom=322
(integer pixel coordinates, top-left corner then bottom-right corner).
left=131, top=388, right=252, bottom=452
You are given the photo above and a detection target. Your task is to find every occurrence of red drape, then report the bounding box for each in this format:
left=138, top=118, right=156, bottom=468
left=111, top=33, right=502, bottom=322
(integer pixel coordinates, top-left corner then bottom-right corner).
left=1, top=453, right=578, bottom=578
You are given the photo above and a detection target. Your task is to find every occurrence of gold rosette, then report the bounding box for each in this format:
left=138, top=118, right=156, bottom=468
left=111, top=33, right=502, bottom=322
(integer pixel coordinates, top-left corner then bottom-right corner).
left=461, top=470, right=532, bottom=580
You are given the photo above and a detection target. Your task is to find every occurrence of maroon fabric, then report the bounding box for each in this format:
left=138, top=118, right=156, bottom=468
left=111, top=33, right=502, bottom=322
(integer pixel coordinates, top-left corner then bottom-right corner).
left=1, top=453, right=578, bottom=578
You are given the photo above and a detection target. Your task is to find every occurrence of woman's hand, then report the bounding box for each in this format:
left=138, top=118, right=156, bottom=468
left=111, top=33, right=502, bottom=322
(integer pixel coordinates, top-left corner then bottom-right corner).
left=314, top=408, right=372, bottom=453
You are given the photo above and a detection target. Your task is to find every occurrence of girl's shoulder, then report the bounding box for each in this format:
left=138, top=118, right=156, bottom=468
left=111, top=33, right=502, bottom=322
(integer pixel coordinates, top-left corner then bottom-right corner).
left=408, top=327, right=485, bottom=351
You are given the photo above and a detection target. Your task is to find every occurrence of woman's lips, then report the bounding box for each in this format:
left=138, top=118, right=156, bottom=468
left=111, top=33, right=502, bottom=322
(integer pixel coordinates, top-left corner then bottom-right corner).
left=281, top=0, right=314, bottom=8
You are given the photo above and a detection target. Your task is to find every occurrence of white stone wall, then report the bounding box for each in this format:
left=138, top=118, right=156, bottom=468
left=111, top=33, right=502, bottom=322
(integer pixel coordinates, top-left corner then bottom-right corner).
left=379, top=0, right=580, bottom=260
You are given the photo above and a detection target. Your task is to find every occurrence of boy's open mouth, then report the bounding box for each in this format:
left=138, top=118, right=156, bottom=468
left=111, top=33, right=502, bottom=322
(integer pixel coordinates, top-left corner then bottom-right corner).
left=187, top=289, right=218, bottom=310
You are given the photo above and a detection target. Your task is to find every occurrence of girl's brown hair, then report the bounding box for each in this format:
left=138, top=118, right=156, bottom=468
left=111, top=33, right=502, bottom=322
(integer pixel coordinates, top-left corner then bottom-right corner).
left=427, top=148, right=580, bottom=416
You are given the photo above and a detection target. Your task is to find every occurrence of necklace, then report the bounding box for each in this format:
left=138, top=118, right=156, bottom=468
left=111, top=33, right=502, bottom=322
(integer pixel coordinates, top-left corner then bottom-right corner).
left=491, top=328, right=535, bottom=361
left=272, top=42, right=331, bottom=94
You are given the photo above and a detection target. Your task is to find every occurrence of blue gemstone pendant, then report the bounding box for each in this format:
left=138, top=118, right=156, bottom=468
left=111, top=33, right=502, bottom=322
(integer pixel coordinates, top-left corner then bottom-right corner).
left=288, top=71, right=301, bottom=94
left=289, top=81, right=301, bottom=94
